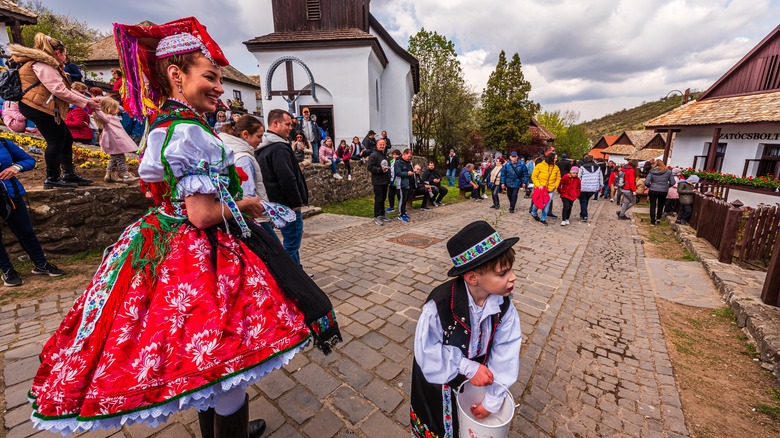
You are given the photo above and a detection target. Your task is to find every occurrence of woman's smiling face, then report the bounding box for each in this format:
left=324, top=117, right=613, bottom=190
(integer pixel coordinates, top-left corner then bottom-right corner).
left=177, top=54, right=224, bottom=114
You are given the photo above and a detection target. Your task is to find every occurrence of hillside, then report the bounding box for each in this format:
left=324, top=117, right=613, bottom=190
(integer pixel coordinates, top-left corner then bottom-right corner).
left=579, top=92, right=702, bottom=141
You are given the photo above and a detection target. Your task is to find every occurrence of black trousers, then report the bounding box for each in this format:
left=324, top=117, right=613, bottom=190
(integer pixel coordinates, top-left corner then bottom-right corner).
left=398, top=188, right=410, bottom=215
left=373, top=184, right=388, bottom=218
left=432, top=185, right=447, bottom=203
left=648, top=190, right=668, bottom=223
left=561, top=198, right=574, bottom=221
left=0, top=196, right=47, bottom=271
left=506, top=187, right=519, bottom=209
left=387, top=185, right=398, bottom=209
left=412, top=187, right=430, bottom=208
left=19, top=102, right=74, bottom=176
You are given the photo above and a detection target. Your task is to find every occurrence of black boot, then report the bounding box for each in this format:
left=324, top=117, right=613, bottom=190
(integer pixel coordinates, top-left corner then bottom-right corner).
left=62, top=167, right=93, bottom=186
left=43, top=168, right=77, bottom=189
left=197, top=407, right=215, bottom=438
left=215, top=395, right=266, bottom=438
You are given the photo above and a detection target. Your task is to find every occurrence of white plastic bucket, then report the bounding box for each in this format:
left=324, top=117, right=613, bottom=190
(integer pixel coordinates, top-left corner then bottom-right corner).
left=456, top=381, right=515, bottom=438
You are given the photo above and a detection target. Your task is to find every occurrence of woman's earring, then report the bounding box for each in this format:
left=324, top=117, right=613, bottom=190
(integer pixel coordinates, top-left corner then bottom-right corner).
left=177, top=83, right=182, bottom=94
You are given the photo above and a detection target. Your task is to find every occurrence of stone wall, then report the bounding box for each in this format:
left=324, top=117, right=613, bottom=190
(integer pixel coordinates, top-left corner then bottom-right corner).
left=2, top=156, right=430, bottom=257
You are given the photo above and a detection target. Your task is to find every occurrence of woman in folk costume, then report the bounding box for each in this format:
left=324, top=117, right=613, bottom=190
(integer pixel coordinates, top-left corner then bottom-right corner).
left=28, top=17, right=341, bottom=437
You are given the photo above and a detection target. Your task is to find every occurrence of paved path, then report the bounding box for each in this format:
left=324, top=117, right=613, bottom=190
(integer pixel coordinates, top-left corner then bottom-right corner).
left=1, top=196, right=695, bottom=437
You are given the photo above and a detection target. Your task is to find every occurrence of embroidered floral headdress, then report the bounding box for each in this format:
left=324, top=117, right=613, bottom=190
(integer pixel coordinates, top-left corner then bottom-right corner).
left=113, top=16, right=229, bottom=119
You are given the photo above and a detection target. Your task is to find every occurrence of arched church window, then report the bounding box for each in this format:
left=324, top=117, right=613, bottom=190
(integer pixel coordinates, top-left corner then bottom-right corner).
left=306, top=0, right=321, bottom=20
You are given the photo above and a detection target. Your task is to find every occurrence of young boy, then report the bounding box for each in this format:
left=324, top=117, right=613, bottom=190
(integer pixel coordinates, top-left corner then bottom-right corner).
left=394, top=149, right=413, bottom=222
left=410, top=221, right=522, bottom=437
left=387, top=149, right=401, bottom=213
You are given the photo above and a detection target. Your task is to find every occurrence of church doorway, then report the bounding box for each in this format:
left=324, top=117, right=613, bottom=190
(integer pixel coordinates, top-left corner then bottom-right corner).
left=301, top=105, right=335, bottom=140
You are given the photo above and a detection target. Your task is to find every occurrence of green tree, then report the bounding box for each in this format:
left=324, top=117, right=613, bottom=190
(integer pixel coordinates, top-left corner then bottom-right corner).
left=556, top=125, right=592, bottom=159
left=480, top=51, right=539, bottom=151
left=537, top=109, right=590, bottom=158
left=16, top=1, right=106, bottom=61
left=408, top=28, right=477, bottom=163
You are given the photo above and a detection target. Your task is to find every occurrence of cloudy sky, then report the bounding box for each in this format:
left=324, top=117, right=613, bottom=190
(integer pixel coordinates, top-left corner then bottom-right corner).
left=45, top=0, right=780, bottom=122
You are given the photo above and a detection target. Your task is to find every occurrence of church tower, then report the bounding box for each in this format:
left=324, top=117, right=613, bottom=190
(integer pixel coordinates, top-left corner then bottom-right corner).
left=245, top=0, right=418, bottom=148
left=271, top=0, right=371, bottom=33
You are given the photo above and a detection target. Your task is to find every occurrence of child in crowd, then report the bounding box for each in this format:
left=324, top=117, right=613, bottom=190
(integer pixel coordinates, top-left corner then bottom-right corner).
left=336, top=139, right=353, bottom=180
left=676, top=174, right=698, bottom=225
left=394, top=148, right=413, bottom=222
left=664, top=168, right=682, bottom=216
left=64, top=82, right=94, bottom=145
left=318, top=137, right=342, bottom=179
left=558, top=165, right=581, bottom=226
left=617, top=160, right=638, bottom=220
left=93, top=98, right=139, bottom=183
left=411, top=220, right=522, bottom=437
left=386, top=149, right=401, bottom=213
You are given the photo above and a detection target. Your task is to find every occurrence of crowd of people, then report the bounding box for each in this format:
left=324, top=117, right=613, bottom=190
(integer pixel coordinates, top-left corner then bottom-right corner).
left=0, top=18, right=710, bottom=438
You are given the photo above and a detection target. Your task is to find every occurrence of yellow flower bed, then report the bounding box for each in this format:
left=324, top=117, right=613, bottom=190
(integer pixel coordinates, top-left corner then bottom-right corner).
left=0, top=132, right=139, bottom=168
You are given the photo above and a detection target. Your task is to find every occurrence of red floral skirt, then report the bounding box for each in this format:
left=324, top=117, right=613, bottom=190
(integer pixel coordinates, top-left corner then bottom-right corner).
left=29, top=213, right=311, bottom=434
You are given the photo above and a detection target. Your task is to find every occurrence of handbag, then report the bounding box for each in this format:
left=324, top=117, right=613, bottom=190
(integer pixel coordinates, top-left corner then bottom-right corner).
left=531, top=186, right=550, bottom=209
left=531, top=163, right=553, bottom=209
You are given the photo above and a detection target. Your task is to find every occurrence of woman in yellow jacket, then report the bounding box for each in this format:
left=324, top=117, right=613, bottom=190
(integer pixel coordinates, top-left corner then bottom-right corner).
left=531, top=153, right=561, bottom=225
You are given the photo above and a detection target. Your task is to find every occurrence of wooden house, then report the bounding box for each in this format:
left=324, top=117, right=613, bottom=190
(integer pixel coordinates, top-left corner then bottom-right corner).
left=591, top=135, right=618, bottom=160
left=601, top=130, right=665, bottom=164
left=0, top=0, right=36, bottom=56
left=646, top=25, right=780, bottom=180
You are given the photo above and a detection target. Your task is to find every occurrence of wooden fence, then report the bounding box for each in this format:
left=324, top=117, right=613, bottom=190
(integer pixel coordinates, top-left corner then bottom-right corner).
left=688, top=191, right=780, bottom=306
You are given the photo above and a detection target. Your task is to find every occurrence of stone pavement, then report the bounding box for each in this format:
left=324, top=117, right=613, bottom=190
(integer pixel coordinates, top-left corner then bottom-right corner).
left=2, top=196, right=694, bottom=437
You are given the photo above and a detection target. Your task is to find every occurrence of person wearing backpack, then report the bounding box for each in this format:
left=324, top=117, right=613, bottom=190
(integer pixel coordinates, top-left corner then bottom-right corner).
left=9, top=33, right=100, bottom=189
left=644, top=159, right=676, bottom=225
left=577, top=154, right=603, bottom=222
left=617, top=160, right=638, bottom=220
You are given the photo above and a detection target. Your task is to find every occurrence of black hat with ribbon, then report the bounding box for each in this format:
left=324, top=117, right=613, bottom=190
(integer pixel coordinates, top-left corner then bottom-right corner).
left=446, top=221, right=519, bottom=277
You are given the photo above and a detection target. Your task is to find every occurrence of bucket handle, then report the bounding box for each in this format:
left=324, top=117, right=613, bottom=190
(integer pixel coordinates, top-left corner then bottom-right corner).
left=456, top=380, right=518, bottom=408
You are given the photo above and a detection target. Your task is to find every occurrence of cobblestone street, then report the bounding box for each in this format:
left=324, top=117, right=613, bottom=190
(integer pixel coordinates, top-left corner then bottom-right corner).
left=2, top=196, right=694, bottom=437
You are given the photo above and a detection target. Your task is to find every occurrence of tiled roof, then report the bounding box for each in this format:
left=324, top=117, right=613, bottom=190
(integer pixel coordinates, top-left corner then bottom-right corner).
left=622, top=130, right=658, bottom=148
left=245, top=28, right=376, bottom=44
left=530, top=117, right=555, bottom=141
left=601, top=144, right=637, bottom=155
left=628, top=148, right=664, bottom=161
left=222, top=66, right=260, bottom=89
left=604, top=135, right=619, bottom=146
left=645, top=91, right=780, bottom=128
left=0, top=0, right=37, bottom=23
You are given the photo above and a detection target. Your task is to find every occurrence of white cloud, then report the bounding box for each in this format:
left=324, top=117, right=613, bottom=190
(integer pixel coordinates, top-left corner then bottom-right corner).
left=46, top=0, right=780, bottom=120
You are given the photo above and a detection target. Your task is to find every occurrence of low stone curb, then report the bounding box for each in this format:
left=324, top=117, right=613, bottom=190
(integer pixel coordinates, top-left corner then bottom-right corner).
left=668, top=218, right=780, bottom=384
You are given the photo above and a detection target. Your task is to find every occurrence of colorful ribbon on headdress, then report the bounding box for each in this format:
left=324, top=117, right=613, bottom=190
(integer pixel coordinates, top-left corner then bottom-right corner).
left=113, top=17, right=229, bottom=119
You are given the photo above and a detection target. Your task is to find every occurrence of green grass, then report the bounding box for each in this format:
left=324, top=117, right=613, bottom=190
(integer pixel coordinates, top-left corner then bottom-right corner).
left=711, top=307, right=735, bottom=320
left=755, top=389, right=780, bottom=421
left=670, top=327, right=698, bottom=355
left=321, top=185, right=469, bottom=217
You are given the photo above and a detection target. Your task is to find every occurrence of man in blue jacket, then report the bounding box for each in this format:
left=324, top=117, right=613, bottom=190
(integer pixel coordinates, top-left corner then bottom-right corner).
left=500, top=151, right=529, bottom=213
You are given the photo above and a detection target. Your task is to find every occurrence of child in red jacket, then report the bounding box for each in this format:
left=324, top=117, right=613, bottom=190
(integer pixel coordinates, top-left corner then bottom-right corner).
left=558, top=166, right=581, bottom=226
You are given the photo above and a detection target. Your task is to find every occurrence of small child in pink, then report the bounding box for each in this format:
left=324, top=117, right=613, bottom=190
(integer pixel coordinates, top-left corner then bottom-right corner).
left=93, top=99, right=138, bottom=183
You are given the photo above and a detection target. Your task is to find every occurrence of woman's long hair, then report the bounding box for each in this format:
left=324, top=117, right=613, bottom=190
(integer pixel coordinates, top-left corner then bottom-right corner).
left=33, top=33, right=65, bottom=58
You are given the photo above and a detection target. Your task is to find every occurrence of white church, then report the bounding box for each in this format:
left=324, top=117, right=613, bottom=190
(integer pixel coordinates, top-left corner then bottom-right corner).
left=244, top=0, right=419, bottom=149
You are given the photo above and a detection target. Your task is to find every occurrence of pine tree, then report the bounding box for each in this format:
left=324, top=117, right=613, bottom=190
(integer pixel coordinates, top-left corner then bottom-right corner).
left=480, top=51, right=539, bottom=151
